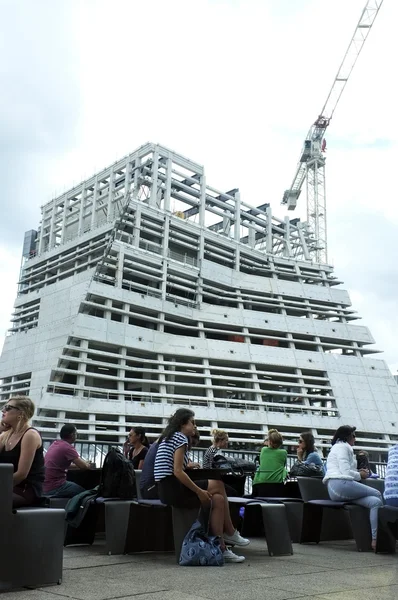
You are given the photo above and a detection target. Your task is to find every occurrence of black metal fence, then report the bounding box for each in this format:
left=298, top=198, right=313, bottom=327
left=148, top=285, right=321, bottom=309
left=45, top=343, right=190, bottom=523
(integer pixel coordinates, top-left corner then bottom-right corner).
left=43, top=439, right=388, bottom=480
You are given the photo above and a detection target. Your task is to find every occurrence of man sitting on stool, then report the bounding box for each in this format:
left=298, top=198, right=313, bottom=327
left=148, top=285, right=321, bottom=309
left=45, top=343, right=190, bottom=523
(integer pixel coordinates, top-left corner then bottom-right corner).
left=44, top=425, right=91, bottom=498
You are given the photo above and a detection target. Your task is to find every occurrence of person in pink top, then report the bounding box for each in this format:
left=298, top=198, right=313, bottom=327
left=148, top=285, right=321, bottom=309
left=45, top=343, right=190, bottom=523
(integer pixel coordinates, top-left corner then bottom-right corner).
left=44, top=424, right=91, bottom=497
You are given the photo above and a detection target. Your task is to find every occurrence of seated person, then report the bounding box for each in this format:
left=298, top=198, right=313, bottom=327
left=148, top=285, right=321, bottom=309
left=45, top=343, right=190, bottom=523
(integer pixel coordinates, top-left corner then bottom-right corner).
left=357, top=450, right=378, bottom=478
left=140, top=429, right=200, bottom=500
left=296, top=431, right=325, bottom=475
left=384, top=444, right=398, bottom=507
left=203, top=429, right=228, bottom=468
left=252, top=429, right=287, bottom=493
left=44, top=424, right=91, bottom=497
left=0, top=396, right=44, bottom=507
left=154, top=408, right=250, bottom=563
left=126, top=426, right=149, bottom=469
left=140, top=440, right=159, bottom=499
left=324, top=425, right=383, bottom=550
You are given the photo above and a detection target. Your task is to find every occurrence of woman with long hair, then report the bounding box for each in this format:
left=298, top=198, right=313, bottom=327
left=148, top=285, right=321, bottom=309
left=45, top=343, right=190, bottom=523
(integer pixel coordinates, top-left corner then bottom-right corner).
left=297, top=431, right=324, bottom=475
left=127, top=426, right=149, bottom=469
left=203, top=429, right=229, bottom=469
left=324, top=425, right=383, bottom=550
left=154, top=408, right=250, bottom=563
left=252, top=429, right=287, bottom=491
left=0, top=396, right=44, bottom=507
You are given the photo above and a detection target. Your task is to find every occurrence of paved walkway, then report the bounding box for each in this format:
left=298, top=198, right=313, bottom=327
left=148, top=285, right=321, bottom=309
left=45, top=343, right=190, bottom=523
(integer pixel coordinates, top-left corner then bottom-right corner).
left=3, top=539, right=398, bottom=600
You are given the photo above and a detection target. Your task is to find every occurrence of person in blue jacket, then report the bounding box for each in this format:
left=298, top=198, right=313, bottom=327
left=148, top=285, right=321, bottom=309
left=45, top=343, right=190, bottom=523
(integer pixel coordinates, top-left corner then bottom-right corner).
left=297, top=432, right=325, bottom=475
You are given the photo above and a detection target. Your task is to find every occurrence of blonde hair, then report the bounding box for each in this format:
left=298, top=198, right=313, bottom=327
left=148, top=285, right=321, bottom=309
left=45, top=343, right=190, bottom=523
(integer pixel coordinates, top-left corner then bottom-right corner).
left=212, top=429, right=228, bottom=444
left=1, top=396, right=35, bottom=446
left=268, top=428, right=283, bottom=449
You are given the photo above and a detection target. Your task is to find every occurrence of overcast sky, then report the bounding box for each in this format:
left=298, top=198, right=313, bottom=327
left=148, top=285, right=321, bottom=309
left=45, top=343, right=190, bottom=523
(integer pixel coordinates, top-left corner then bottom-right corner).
left=0, top=0, right=397, bottom=375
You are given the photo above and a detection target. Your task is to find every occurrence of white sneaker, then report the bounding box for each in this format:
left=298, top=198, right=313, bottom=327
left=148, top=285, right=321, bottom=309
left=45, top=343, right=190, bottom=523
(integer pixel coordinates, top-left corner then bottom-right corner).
left=223, top=529, right=250, bottom=547
left=223, top=548, right=245, bottom=563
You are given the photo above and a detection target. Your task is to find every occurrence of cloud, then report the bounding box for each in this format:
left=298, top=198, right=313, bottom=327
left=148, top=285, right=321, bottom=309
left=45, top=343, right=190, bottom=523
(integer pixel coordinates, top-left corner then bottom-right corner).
left=0, top=0, right=396, bottom=378
left=0, top=0, right=81, bottom=250
left=329, top=209, right=398, bottom=368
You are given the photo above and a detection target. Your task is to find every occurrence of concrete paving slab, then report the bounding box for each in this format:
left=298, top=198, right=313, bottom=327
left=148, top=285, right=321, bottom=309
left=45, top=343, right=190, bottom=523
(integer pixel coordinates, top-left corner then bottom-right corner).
left=317, top=585, right=398, bottom=600
left=63, top=553, right=143, bottom=570
left=42, top=569, right=170, bottom=600
left=262, top=566, right=398, bottom=596
left=3, top=538, right=398, bottom=600
left=0, top=592, right=67, bottom=600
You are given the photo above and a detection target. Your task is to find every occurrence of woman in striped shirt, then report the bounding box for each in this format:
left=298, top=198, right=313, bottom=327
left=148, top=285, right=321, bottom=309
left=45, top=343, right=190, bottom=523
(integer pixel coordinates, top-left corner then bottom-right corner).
left=154, top=408, right=250, bottom=563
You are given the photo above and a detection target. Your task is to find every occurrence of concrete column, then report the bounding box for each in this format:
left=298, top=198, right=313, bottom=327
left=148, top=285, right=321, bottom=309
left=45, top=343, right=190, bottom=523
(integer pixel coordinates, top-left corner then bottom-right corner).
left=163, top=156, right=172, bottom=212
left=60, top=195, right=69, bottom=244
left=132, top=206, right=141, bottom=247
left=234, top=191, right=241, bottom=271
left=158, top=354, right=168, bottom=405
left=91, top=176, right=99, bottom=229
left=78, top=190, right=85, bottom=235
left=77, top=340, right=89, bottom=391
left=48, top=200, right=56, bottom=250
left=203, top=359, right=214, bottom=409
left=149, top=148, right=159, bottom=207
left=88, top=413, right=96, bottom=442
left=199, top=173, right=206, bottom=228
left=118, top=414, right=127, bottom=444
left=116, top=247, right=124, bottom=288
left=107, top=167, right=115, bottom=222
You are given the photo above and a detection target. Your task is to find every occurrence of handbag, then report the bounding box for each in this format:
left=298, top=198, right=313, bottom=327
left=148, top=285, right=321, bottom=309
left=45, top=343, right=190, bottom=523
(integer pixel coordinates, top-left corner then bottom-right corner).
left=212, top=453, right=257, bottom=476
left=179, top=506, right=224, bottom=567
left=289, top=460, right=323, bottom=478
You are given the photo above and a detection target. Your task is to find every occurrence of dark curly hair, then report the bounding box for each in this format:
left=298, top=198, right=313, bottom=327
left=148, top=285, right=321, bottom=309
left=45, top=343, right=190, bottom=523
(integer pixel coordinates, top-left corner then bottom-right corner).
left=159, top=408, right=195, bottom=443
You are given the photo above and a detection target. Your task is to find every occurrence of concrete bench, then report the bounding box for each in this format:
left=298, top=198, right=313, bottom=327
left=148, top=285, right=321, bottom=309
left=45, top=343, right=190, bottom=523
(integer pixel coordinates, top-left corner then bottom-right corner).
left=123, top=499, right=174, bottom=554
left=229, top=497, right=293, bottom=556
left=0, top=464, right=65, bottom=591
left=171, top=496, right=293, bottom=563
left=251, top=497, right=304, bottom=542
left=62, top=496, right=139, bottom=554
left=297, top=477, right=373, bottom=551
left=376, top=505, right=398, bottom=553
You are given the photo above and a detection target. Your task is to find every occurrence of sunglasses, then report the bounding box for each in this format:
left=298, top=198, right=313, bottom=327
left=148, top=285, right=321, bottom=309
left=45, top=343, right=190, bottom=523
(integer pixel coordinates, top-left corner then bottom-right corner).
left=2, top=404, right=21, bottom=412
left=298, top=439, right=304, bottom=443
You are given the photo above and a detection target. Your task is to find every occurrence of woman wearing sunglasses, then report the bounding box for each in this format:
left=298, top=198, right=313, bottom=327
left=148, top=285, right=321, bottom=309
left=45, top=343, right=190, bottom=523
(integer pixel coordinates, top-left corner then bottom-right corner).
left=0, top=397, right=44, bottom=507
left=323, top=425, right=382, bottom=550
left=297, top=432, right=325, bottom=475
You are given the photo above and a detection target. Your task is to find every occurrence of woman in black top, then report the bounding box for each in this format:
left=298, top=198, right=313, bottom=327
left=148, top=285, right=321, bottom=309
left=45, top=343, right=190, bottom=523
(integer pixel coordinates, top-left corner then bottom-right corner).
left=127, top=426, right=149, bottom=469
left=0, top=396, right=44, bottom=507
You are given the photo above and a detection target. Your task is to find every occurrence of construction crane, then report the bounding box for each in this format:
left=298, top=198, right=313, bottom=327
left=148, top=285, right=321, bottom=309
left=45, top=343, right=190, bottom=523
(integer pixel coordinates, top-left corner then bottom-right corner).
left=281, top=0, right=384, bottom=264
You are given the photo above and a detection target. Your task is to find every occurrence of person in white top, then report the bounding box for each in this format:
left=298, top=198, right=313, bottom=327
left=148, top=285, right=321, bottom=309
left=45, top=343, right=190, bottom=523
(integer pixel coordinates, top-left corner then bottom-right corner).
left=323, top=425, right=383, bottom=550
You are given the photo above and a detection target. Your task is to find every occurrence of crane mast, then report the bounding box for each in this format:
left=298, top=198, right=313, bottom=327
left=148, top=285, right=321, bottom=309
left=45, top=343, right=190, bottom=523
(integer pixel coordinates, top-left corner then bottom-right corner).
left=281, top=0, right=384, bottom=264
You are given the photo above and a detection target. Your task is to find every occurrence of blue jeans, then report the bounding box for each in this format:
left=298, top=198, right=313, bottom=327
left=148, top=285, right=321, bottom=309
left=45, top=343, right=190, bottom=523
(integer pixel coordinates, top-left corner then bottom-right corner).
left=45, top=481, right=85, bottom=498
left=327, top=479, right=383, bottom=539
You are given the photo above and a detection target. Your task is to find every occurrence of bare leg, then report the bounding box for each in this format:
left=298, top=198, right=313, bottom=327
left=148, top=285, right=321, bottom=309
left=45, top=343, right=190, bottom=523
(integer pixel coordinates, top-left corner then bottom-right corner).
left=207, top=479, right=235, bottom=537
left=207, top=492, right=226, bottom=550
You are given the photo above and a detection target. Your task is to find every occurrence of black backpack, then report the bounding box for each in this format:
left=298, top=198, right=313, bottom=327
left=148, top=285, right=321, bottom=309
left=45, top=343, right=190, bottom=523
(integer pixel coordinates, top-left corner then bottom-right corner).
left=99, top=447, right=136, bottom=499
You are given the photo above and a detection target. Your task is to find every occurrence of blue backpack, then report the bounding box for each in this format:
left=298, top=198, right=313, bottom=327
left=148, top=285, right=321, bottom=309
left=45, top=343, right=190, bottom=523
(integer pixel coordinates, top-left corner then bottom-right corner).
left=179, top=508, right=224, bottom=567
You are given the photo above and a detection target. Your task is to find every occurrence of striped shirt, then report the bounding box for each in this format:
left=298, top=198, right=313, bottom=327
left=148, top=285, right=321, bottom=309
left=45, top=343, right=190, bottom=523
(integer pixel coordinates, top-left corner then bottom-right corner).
left=203, top=446, right=219, bottom=469
left=384, top=444, right=398, bottom=500
left=154, top=432, right=189, bottom=482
